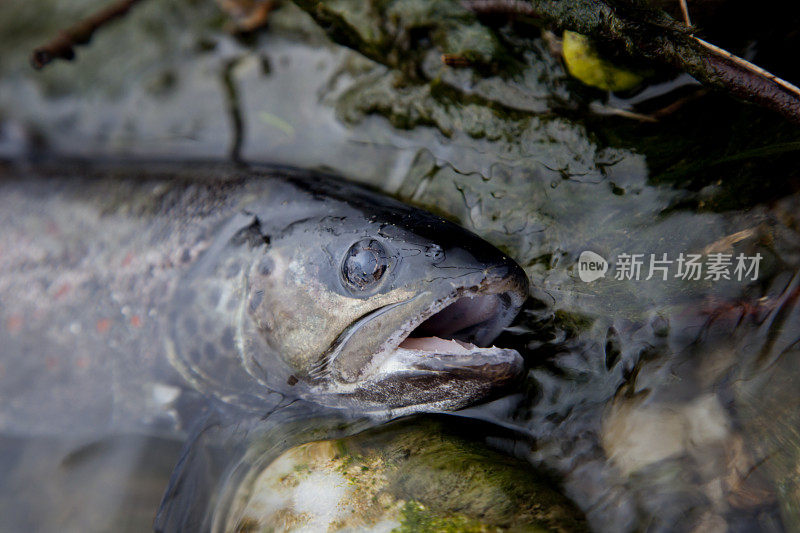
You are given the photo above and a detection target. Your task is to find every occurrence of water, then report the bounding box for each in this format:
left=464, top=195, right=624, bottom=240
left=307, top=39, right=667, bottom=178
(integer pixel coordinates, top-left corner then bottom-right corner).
left=1, top=0, right=799, bottom=531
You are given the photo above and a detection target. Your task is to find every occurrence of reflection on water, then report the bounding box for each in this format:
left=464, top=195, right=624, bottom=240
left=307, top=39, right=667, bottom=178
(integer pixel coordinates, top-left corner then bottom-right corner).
left=0, top=434, right=182, bottom=532
left=1, top=0, right=799, bottom=531
left=489, top=268, right=800, bottom=531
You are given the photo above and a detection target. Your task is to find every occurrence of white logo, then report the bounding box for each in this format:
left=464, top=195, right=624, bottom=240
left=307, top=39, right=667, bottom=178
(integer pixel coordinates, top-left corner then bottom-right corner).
left=578, top=251, right=608, bottom=282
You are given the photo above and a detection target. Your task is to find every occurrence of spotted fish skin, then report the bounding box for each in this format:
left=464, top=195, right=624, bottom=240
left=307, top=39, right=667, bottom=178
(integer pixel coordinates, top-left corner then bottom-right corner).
left=0, top=160, right=528, bottom=437
left=0, top=163, right=261, bottom=435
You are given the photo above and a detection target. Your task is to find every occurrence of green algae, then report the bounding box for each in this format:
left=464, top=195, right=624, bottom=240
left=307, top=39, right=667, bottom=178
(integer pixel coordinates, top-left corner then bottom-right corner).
left=395, top=500, right=510, bottom=533
left=339, top=418, right=588, bottom=532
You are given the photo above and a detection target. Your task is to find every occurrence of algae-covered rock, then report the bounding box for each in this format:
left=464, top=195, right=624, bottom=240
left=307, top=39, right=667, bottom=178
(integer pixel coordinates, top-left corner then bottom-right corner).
left=290, top=0, right=508, bottom=73
left=224, top=417, right=587, bottom=532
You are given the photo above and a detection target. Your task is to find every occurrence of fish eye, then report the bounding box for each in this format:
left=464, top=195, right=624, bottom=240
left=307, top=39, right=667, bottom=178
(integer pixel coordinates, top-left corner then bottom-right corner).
left=342, top=239, right=389, bottom=291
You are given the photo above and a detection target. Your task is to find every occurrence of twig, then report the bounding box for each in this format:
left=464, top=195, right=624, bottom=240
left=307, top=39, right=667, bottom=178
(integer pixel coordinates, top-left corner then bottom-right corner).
left=441, top=53, right=473, bottom=67
left=460, top=0, right=540, bottom=17
left=678, top=0, right=800, bottom=107
left=649, top=87, right=708, bottom=118
left=30, top=0, right=146, bottom=70
left=693, top=37, right=800, bottom=101
left=218, top=0, right=277, bottom=32
left=588, top=103, right=658, bottom=122
left=221, top=58, right=245, bottom=163
left=591, top=87, right=708, bottom=122
left=678, top=0, right=691, bottom=26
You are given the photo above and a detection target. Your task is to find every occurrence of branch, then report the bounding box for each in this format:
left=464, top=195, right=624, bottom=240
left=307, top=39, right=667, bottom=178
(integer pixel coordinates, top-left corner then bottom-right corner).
left=465, top=0, right=800, bottom=123
left=692, top=37, right=800, bottom=107
left=655, top=34, right=800, bottom=123
left=30, top=0, right=147, bottom=70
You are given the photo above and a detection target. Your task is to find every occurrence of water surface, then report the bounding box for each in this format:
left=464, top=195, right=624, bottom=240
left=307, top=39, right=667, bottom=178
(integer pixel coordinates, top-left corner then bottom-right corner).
left=1, top=1, right=799, bottom=530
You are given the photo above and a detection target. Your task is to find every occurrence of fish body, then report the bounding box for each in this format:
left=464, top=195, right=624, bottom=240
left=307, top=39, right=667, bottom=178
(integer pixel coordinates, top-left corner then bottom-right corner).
left=0, top=160, right=528, bottom=437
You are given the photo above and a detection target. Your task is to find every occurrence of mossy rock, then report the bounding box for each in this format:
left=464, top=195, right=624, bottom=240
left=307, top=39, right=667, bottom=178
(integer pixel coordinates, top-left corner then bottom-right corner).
left=226, top=417, right=587, bottom=532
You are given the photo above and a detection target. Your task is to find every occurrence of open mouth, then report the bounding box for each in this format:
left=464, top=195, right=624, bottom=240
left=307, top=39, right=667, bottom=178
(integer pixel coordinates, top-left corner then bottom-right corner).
left=307, top=270, right=527, bottom=393
left=400, top=292, right=512, bottom=351
left=382, top=292, right=521, bottom=371
left=377, top=289, right=523, bottom=376
left=306, top=274, right=527, bottom=411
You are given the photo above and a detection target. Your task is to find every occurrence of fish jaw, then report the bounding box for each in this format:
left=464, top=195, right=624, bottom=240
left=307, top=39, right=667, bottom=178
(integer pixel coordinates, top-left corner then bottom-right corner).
left=344, top=341, right=524, bottom=413
left=309, top=263, right=529, bottom=412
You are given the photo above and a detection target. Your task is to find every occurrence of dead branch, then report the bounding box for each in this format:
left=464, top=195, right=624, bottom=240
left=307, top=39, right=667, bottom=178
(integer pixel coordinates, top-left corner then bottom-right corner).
left=460, top=0, right=541, bottom=17
left=30, top=0, right=147, bottom=70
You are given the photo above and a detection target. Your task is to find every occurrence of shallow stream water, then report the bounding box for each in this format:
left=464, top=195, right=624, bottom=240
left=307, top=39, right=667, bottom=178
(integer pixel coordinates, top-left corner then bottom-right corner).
left=1, top=1, right=799, bottom=531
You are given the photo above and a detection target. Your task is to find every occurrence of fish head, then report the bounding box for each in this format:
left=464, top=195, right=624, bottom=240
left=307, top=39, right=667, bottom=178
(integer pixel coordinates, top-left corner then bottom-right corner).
left=242, top=175, right=528, bottom=413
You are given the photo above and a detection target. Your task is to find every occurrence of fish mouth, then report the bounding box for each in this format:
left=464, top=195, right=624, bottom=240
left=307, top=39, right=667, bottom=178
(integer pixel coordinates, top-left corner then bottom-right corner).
left=375, top=289, right=523, bottom=374
left=315, top=272, right=527, bottom=410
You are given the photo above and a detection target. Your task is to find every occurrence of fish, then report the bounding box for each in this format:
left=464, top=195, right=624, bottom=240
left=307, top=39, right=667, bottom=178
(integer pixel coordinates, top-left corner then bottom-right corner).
left=0, top=159, right=529, bottom=438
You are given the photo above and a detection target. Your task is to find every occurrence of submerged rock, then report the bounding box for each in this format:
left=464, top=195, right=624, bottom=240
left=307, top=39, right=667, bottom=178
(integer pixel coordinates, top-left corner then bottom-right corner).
left=735, top=342, right=800, bottom=531
left=223, top=417, right=588, bottom=532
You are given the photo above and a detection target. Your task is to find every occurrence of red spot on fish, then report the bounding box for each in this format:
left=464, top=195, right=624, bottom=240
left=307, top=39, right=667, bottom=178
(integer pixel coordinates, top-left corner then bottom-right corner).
left=122, top=252, right=135, bottom=267
left=76, top=356, right=90, bottom=369
left=46, top=221, right=59, bottom=236
left=54, top=283, right=71, bottom=299
left=130, top=315, right=142, bottom=327
left=96, top=318, right=111, bottom=333
left=6, top=314, right=23, bottom=333
left=46, top=356, right=58, bottom=370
